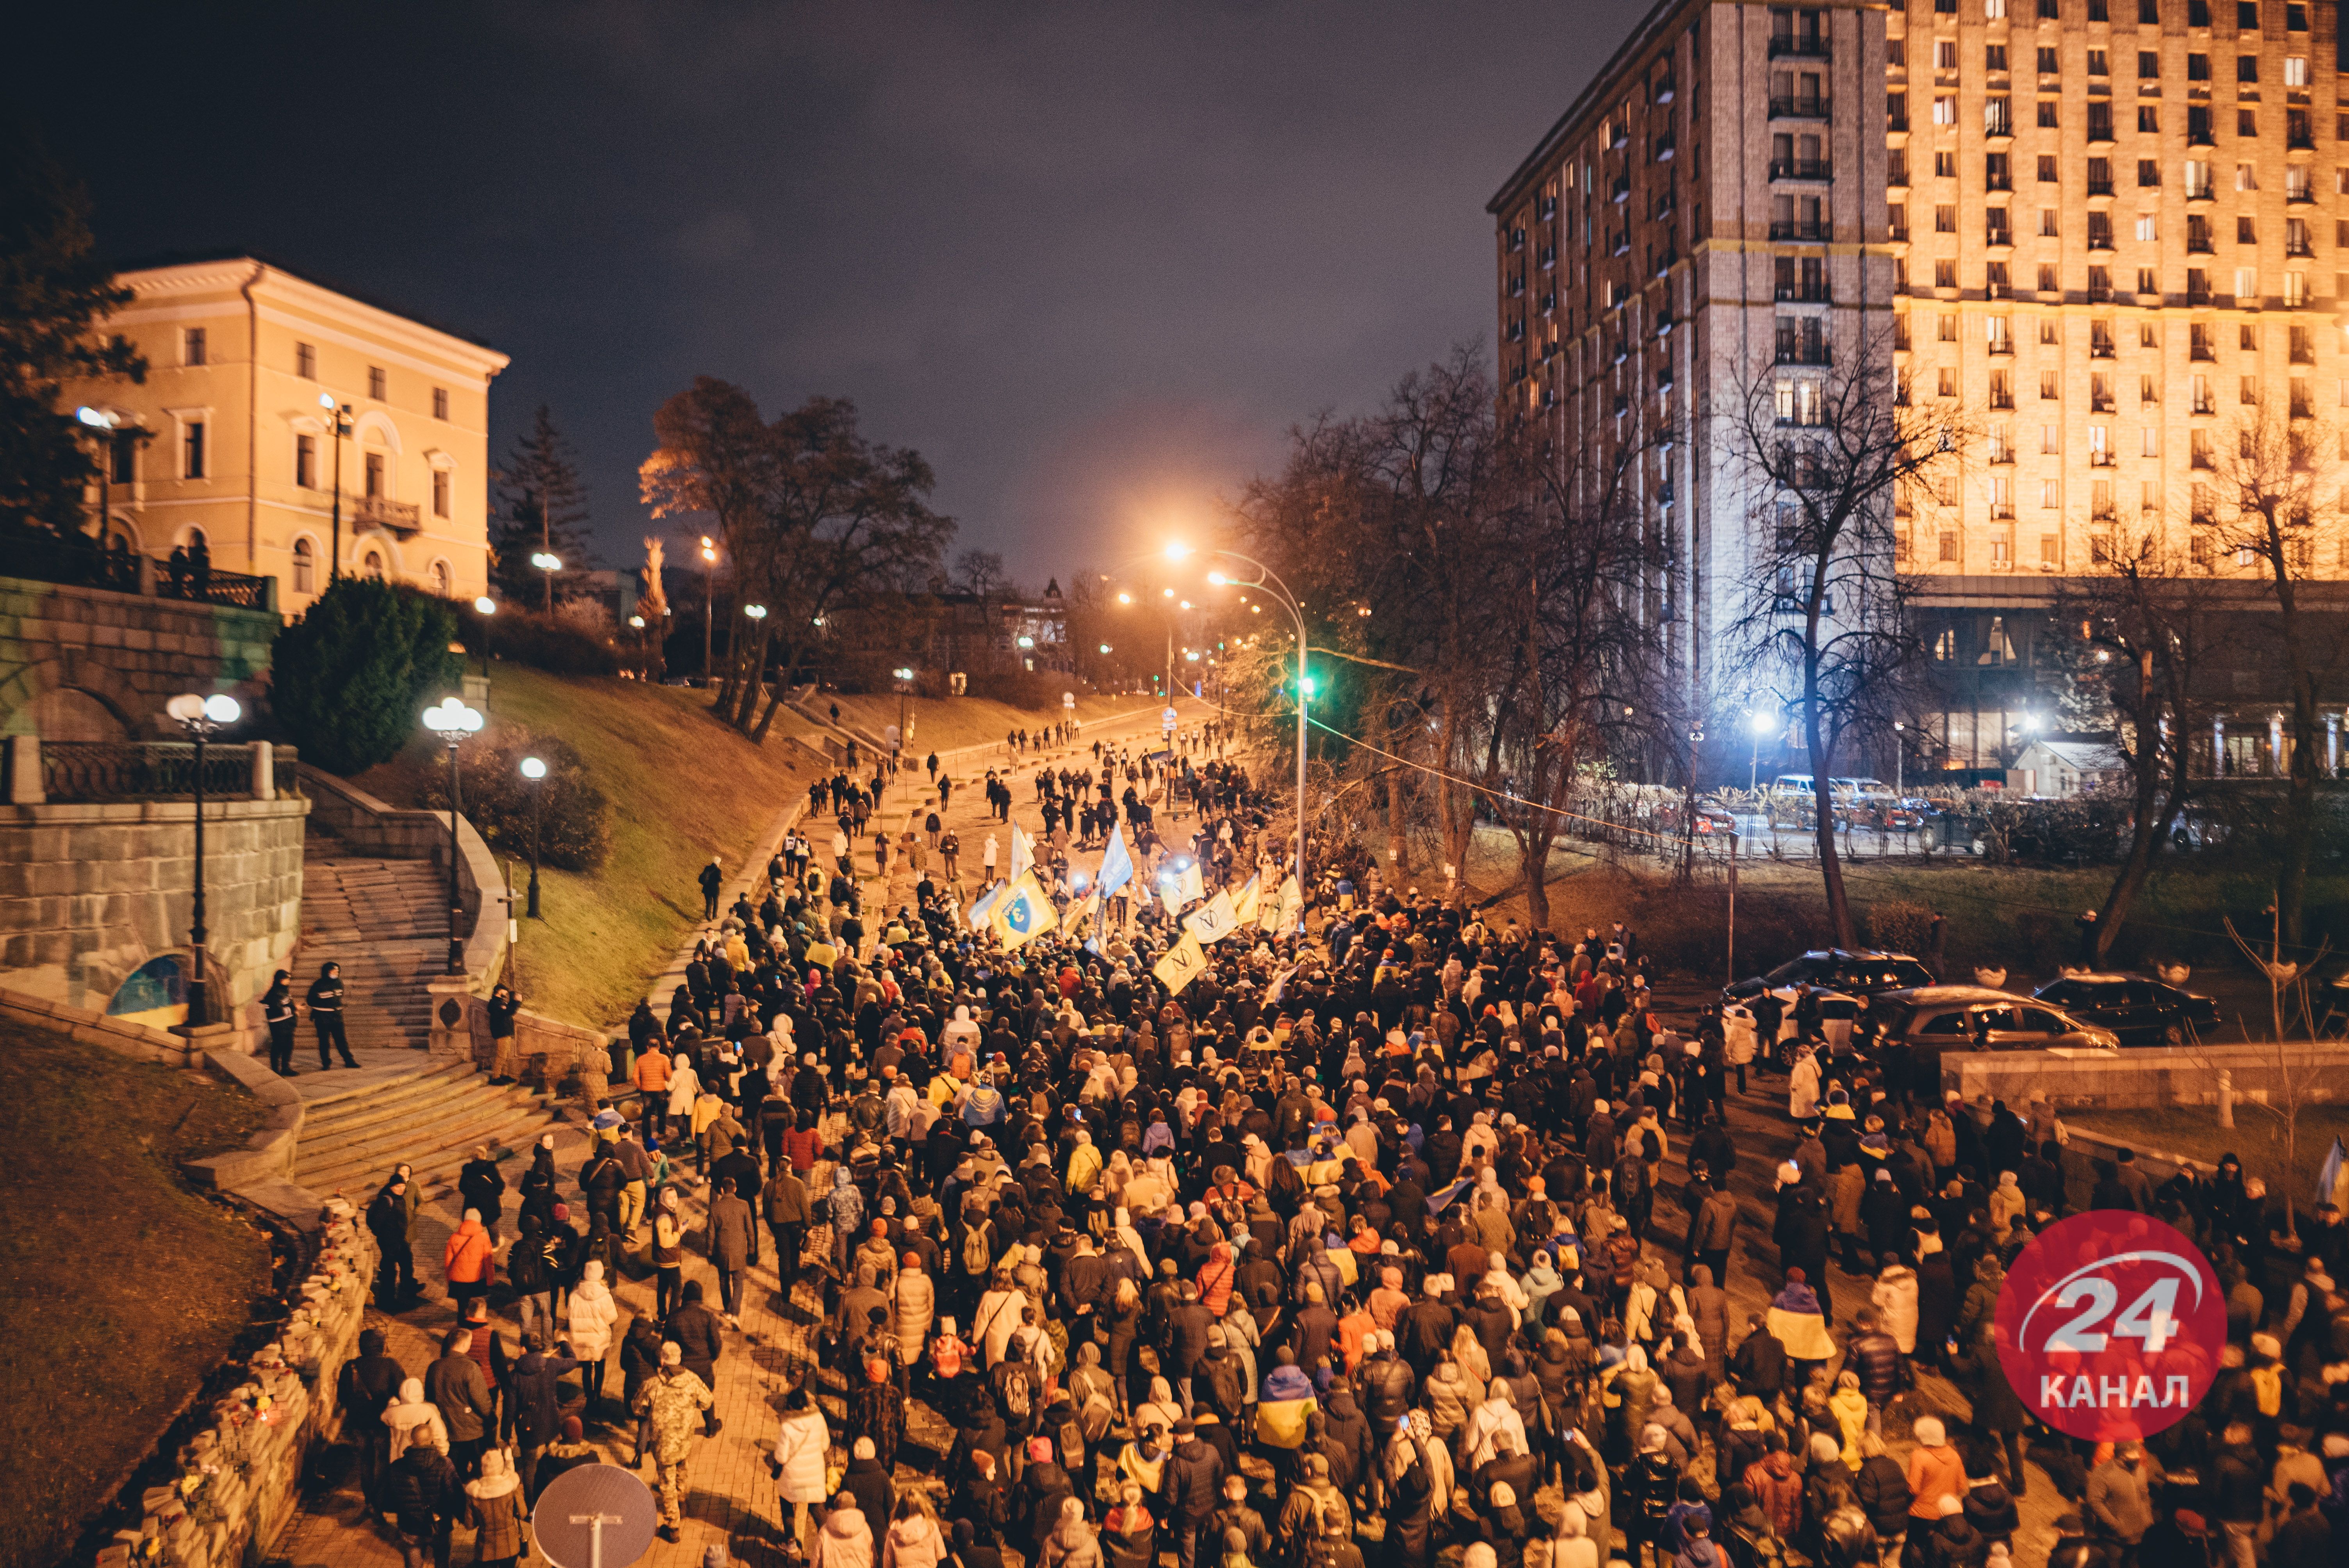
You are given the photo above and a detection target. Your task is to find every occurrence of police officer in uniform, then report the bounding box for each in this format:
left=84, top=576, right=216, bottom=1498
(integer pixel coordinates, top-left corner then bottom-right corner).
left=262, top=969, right=298, bottom=1075
left=308, top=960, right=358, bottom=1069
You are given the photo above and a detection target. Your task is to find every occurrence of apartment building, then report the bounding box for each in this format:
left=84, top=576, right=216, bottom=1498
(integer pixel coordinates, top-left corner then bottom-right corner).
left=58, top=257, right=509, bottom=616
left=1494, top=0, right=2349, bottom=777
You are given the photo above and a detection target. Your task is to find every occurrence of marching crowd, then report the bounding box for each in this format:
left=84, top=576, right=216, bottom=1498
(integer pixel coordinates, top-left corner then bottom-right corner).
left=342, top=741, right=2349, bottom=1568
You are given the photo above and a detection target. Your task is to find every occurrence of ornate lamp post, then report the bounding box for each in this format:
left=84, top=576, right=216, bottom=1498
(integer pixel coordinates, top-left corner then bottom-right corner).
left=422, top=696, right=484, bottom=975
left=520, top=755, right=547, bottom=918
left=1187, top=544, right=1312, bottom=916
left=164, top=692, right=242, bottom=1028
left=321, top=394, right=353, bottom=581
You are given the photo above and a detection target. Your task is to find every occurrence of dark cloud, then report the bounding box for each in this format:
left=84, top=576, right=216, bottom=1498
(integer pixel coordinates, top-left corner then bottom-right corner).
left=10, top=0, right=1648, bottom=582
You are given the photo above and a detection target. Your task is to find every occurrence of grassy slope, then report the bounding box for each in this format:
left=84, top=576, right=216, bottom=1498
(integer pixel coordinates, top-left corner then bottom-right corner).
left=352, top=667, right=1139, bottom=1027
left=0, top=1029, right=269, bottom=1568
left=2066, top=1105, right=2349, bottom=1202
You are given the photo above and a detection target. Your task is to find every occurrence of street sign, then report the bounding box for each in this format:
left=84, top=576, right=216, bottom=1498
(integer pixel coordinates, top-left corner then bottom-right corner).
left=1063, top=692, right=1076, bottom=710
left=533, top=1464, right=658, bottom=1568
left=1161, top=706, right=1178, bottom=736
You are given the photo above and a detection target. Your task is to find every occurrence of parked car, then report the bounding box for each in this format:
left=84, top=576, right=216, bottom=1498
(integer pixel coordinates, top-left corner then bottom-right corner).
left=1724, top=948, right=1937, bottom=1004
left=2030, top=972, right=2221, bottom=1046
left=1867, top=985, right=2122, bottom=1052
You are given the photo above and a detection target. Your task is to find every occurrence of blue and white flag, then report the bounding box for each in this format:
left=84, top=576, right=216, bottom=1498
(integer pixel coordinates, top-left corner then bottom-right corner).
left=1098, top=821, right=1135, bottom=898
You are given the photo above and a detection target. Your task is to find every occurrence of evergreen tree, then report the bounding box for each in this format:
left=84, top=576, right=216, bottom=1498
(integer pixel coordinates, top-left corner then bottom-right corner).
left=270, top=577, right=463, bottom=774
left=0, top=118, right=147, bottom=537
left=492, top=404, right=592, bottom=609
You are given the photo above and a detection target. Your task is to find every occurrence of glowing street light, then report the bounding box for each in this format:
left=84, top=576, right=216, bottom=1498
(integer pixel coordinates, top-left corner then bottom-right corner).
left=519, top=755, right=548, bottom=918
left=164, top=692, right=241, bottom=1029
left=744, top=604, right=768, bottom=620
left=530, top=551, right=562, bottom=614
left=1164, top=542, right=1193, bottom=561
left=1117, top=592, right=1133, bottom=604
left=421, top=696, right=485, bottom=974
left=699, top=535, right=718, bottom=684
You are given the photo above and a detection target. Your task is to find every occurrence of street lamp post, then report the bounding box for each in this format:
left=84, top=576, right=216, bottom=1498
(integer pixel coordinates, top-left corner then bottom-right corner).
left=531, top=551, right=563, bottom=614
left=321, top=394, right=352, bottom=581
left=520, top=755, right=547, bottom=918
left=1180, top=543, right=1312, bottom=918
left=630, top=614, right=647, bottom=681
left=471, top=596, right=497, bottom=679
left=1747, top=706, right=1777, bottom=792
left=893, top=667, right=914, bottom=767
left=76, top=406, right=118, bottom=542
left=164, top=692, right=242, bottom=1029
left=699, top=536, right=718, bottom=684
left=422, top=697, right=485, bottom=975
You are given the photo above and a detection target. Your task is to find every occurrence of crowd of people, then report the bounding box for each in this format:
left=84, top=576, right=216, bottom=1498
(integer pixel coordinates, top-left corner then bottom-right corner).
left=342, top=726, right=2349, bottom=1568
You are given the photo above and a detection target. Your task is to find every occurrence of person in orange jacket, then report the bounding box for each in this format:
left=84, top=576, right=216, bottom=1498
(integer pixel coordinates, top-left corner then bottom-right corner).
left=443, top=1208, right=496, bottom=1315
left=634, top=1046, right=673, bottom=1141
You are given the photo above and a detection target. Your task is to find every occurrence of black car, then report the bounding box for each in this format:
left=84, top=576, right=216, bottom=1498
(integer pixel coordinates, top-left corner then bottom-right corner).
left=1723, top=948, right=1937, bottom=1003
left=2030, top=972, right=2221, bottom=1046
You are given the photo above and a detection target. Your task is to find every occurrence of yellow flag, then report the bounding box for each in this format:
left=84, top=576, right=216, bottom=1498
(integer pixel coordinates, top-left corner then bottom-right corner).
left=1153, top=932, right=1210, bottom=994
left=1231, top=874, right=1261, bottom=927
left=1179, top=859, right=1207, bottom=903
left=1274, top=874, right=1303, bottom=932
left=989, top=871, right=1059, bottom=951
left=1185, top=889, right=1240, bottom=945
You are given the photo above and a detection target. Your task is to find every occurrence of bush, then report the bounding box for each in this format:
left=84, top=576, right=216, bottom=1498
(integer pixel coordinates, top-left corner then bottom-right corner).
left=1867, top=899, right=1937, bottom=959
left=420, top=722, right=610, bottom=872
left=269, top=578, right=462, bottom=774
left=475, top=606, right=620, bottom=677
left=960, top=663, right=1066, bottom=710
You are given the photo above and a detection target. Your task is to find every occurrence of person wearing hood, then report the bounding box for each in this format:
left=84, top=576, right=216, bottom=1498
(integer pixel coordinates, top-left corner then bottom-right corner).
left=338, top=1327, right=406, bottom=1515
left=1037, top=1496, right=1101, bottom=1568
left=819, top=1493, right=880, bottom=1568
left=502, top=1330, right=582, bottom=1502
left=385, top=1421, right=461, bottom=1568
left=1552, top=1500, right=1600, bottom=1568
left=653, top=1186, right=688, bottom=1319
left=1162, top=1417, right=1225, bottom=1568
left=464, top=1447, right=528, bottom=1567
left=567, top=1259, right=620, bottom=1418
left=382, top=1374, right=448, bottom=1468
left=769, top=1386, right=834, bottom=1549
left=1766, top=1269, right=1836, bottom=1371
left=886, top=1495, right=951, bottom=1568
left=1255, top=1347, right=1319, bottom=1463
left=308, top=959, right=358, bottom=1069
left=442, top=1208, right=495, bottom=1315
left=1914, top=1493, right=1984, bottom=1568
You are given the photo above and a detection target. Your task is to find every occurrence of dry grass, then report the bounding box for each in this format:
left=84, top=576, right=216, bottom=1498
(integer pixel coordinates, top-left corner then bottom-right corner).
left=0, top=1026, right=271, bottom=1568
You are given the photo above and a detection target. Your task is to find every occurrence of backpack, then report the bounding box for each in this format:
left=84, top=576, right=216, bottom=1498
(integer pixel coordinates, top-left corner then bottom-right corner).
left=964, top=1224, right=994, bottom=1275
left=1000, top=1363, right=1034, bottom=1420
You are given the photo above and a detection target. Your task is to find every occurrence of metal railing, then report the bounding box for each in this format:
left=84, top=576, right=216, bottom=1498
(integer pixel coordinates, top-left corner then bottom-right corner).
left=1769, top=95, right=1832, bottom=118
left=1770, top=158, right=1834, bottom=180
left=4, top=530, right=145, bottom=594
left=1770, top=220, right=1834, bottom=241
left=156, top=565, right=273, bottom=609
left=38, top=741, right=295, bottom=803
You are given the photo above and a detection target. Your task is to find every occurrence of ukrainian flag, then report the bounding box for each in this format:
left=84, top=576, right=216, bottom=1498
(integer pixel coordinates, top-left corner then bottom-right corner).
left=990, top=871, right=1059, bottom=951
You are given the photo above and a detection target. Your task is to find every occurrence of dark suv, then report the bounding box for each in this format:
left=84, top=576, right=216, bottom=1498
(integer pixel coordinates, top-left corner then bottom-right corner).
left=1724, top=949, right=1937, bottom=1003
left=2030, top=972, right=2221, bottom=1046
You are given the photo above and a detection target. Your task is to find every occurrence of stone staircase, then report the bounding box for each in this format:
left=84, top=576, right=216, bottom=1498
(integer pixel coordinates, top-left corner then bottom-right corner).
left=292, top=1059, right=563, bottom=1201
left=296, top=832, right=446, bottom=1050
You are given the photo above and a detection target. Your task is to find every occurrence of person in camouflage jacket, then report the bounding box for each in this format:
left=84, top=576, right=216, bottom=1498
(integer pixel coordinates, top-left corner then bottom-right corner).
left=633, top=1342, right=716, bottom=1541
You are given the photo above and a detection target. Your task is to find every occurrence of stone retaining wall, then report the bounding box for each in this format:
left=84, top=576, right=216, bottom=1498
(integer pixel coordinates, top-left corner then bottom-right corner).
left=0, top=572, right=278, bottom=741
left=0, top=794, right=309, bottom=1037
left=1942, top=1041, right=2349, bottom=1110
left=95, top=1204, right=376, bottom=1568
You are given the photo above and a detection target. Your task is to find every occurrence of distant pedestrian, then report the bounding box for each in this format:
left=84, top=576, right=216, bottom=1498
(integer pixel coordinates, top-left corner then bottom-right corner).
left=700, top=857, right=725, bottom=921
left=262, top=969, right=298, bottom=1075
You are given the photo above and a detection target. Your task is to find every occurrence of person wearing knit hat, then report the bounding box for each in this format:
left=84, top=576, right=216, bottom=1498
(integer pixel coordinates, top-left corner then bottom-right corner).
left=536, top=1411, right=599, bottom=1491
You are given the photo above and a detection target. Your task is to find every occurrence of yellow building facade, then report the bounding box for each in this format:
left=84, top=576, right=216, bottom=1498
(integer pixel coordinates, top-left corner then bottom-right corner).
left=59, top=257, right=510, bottom=614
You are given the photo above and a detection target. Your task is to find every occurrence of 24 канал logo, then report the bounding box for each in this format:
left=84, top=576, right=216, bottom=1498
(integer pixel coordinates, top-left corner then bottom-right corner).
left=1993, top=1210, right=2224, bottom=1441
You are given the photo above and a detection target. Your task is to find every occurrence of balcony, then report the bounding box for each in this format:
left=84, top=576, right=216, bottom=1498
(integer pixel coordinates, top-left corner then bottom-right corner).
left=1775, top=342, right=1834, bottom=365
left=1770, top=219, right=1834, bottom=241
left=1769, top=95, right=1832, bottom=119
left=1612, top=175, right=1631, bottom=203
left=2289, top=132, right=2317, bottom=150
left=2287, top=186, right=2316, bottom=204
left=1775, top=282, right=1833, bottom=302
left=2090, top=340, right=2115, bottom=358
left=2090, top=450, right=2116, bottom=465
left=1769, top=158, right=1834, bottom=180
left=355, top=494, right=422, bottom=538
left=1988, top=337, right=2013, bottom=355
left=2087, top=176, right=2115, bottom=196
left=1769, top=35, right=1831, bottom=57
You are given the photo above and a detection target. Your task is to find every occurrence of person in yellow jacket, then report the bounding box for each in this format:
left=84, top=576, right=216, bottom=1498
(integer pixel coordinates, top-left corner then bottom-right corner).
left=1253, top=1345, right=1319, bottom=1464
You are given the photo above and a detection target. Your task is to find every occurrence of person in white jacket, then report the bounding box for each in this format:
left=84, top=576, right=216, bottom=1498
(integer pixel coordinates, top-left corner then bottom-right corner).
left=769, top=1387, right=833, bottom=1550
left=667, top=1051, right=700, bottom=1132
left=566, top=1258, right=620, bottom=1417
left=382, top=1375, right=448, bottom=1461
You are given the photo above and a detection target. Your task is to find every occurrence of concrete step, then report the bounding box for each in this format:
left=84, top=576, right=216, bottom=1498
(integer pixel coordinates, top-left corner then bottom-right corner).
left=298, top=1060, right=478, bottom=1134
left=295, top=1087, right=560, bottom=1195
left=298, top=1107, right=559, bottom=1201
left=297, top=1067, right=538, bottom=1148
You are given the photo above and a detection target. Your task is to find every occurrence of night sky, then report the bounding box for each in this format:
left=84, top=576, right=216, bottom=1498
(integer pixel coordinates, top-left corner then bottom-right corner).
left=12, top=1, right=1647, bottom=584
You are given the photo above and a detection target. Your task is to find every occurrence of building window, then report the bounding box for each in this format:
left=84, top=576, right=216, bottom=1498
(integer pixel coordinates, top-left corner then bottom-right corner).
left=292, top=537, right=315, bottom=596
left=362, top=549, right=386, bottom=581
left=364, top=451, right=384, bottom=499
left=296, top=433, right=317, bottom=489
left=429, top=559, right=452, bottom=597
left=1938, top=536, right=1960, bottom=565
left=432, top=387, right=449, bottom=421
left=182, top=421, right=205, bottom=479
left=109, top=430, right=135, bottom=485
left=368, top=365, right=387, bottom=401
left=2238, top=55, right=2258, bottom=83
left=184, top=327, right=207, bottom=366
left=432, top=468, right=451, bottom=519
left=296, top=342, right=315, bottom=379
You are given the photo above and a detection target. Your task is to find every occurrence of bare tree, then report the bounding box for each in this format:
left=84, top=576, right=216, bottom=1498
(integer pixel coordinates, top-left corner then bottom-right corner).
left=954, top=548, right=1008, bottom=600
left=1728, top=328, right=1970, bottom=947
left=2051, top=527, right=2216, bottom=964
left=2209, top=412, right=2349, bottom=950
